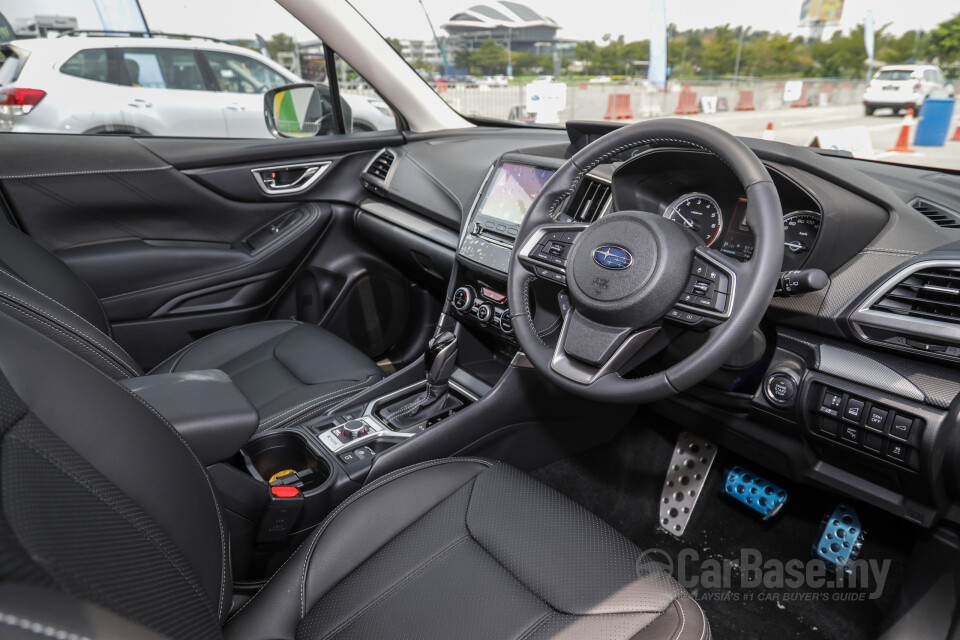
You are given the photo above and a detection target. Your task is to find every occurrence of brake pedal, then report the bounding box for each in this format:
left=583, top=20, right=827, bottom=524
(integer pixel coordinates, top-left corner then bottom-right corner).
left=722, top=466, right=788, bottom=519
left=659, top=431, right=718, bottom=536
left=814, top=504, right=865, bottom=576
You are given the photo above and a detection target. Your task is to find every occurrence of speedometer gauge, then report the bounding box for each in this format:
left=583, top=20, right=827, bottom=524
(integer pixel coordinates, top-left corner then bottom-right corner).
left=663, top=193, right=723, bottom=247
left=782, top=210, right=821, bottom=270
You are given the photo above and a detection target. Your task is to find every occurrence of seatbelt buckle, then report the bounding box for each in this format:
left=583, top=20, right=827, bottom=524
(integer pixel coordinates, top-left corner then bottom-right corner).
left=256, top=485, right=304, bottom=543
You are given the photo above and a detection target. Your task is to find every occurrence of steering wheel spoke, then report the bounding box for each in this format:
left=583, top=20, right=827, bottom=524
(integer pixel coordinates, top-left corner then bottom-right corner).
left=516, top=222, right=588, bottom=285
left=550, top=310, right=661, bottom=385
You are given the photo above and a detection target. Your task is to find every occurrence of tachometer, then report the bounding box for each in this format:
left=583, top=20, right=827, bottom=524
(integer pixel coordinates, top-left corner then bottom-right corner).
left=782, top=210, right=821, bottom=267
left=663, top=193, right=723, bottom=247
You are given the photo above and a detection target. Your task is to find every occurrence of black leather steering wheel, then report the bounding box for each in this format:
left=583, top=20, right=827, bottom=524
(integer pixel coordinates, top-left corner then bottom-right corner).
left=507, top=119, right=784, bottom=403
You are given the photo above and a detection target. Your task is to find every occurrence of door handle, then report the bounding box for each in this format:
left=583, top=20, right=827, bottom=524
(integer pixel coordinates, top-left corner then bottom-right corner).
left=127, top=98, right=152, bottom=108
left=251, top=162, right=332, bottom=195
left=226, top=102, right=246, bottom=111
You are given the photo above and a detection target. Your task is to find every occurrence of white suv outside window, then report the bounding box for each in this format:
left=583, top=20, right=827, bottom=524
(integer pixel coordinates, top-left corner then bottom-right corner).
left=861, top=64, right=955, bottom=116
left=0, top=35, right=396, bottom=137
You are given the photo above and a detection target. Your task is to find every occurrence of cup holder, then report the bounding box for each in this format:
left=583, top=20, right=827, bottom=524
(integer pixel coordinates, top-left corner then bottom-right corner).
left=241, top=431, right=330, bottom=492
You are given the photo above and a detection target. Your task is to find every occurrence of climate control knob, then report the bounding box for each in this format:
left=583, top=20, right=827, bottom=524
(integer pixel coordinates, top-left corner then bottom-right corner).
left=452, top=286, right=475, bottom=312
left=476, top=303, right=494, bottom=324
left=499, top=310, right=514, bottom=334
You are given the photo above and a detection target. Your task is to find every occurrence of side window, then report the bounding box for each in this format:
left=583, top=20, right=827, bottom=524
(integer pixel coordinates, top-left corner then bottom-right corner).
left=333, top=53, right=398, bottom=134
left=204, top=51, right=288, bottom=94
left=121, top=48, right=206, bottom=91
left=61, top=49, right=111, bottom=83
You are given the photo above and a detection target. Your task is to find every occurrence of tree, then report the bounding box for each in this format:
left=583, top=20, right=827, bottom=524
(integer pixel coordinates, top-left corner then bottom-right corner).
left=927, top=15, right=960, bottom=69
left=386, top=38, right=403, bottom=54
left=267, top=33, right=295, bottom=61
left=470, top=38, right=508, bottom=74
left=701, top=25, right=738, bottom=76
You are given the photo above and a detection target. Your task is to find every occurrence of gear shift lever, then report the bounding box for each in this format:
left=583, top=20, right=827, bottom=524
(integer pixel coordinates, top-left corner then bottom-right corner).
left=381, top=332, right=459, bottom=429
left=425, top=331, right=458, bottom=388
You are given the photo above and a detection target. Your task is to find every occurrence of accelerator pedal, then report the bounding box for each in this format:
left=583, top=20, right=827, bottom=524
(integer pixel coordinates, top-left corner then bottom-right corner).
left=722, top=466, right=788, bottom=519
left=815, top=504, right=865, bottom=576
left=659, top=431, right=718, bottom=536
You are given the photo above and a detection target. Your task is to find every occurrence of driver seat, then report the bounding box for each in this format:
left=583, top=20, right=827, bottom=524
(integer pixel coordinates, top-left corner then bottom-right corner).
left=0, top=301, right=710, bottom=640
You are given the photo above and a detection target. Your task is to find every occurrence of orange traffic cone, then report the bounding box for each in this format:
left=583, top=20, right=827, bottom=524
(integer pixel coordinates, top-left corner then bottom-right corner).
left=951, top=125, right=960, bottom=141
left=762, top=122, right=774, bottom=141
left=887, top=109, right=915, bottom=153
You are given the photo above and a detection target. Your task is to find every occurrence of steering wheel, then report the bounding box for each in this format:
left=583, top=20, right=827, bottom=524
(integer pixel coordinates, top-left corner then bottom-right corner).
left=507, top=119, right=783, bottom=403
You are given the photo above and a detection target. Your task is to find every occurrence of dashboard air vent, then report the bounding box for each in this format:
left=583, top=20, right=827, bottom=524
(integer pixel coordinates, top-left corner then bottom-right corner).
left=910, top=198, right=960, bottom=229
left=367, top=150, right=396, bottom=181
left=870, top=265, right=960, bottom=326
left=566, top=178, right=612, bottom=222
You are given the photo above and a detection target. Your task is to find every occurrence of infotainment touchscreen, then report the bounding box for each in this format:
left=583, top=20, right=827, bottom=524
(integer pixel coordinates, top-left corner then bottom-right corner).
left=475, top=162, right=556, bottom=226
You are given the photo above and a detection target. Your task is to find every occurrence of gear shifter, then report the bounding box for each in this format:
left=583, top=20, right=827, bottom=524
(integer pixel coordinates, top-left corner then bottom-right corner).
left=381, top=332, right=460, bottom=429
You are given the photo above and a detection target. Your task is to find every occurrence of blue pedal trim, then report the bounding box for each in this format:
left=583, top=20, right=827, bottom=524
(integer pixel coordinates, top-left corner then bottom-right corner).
left=815, top=504, right=865, bottom=574
left=723, top=466, right=787, bottom=519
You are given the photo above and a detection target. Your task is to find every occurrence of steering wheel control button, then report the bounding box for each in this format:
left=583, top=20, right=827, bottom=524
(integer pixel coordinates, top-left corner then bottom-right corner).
left=843, top=398, right=865, bottom=424
left=452, top=286, right=475, bottom=311
left=865, top=407, right=888, bottom=432
left=535, top=266, right=567, bottom=285
left=764, top=373, right=797, bottom=407
left=889, top=415, right=913, bottom=441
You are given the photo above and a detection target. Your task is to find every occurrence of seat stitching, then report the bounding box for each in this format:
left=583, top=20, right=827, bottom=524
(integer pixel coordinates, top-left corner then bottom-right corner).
left=225, top=458, right=491, bottom=624
left=0, top=610, right=92, bottom=640
left=151, top=320, right=301, bottom=374
left=0, top=165, right=171, bottom=180
left=674, top=598, right=685, bottom=640
left=101, top=213, right=316, bottom=302
left=297, top=458, right=493, bottom=617
left=0, top=285, right=139, bottom=377
left=314, top=535, right=471, bottom=640
left=0, top=300, right=131, bottom=379
left=258, top=376, right=378, bottom=429
left=0, top=265, right=137, bottom=367
left=516, top=611, right=553, bottom=640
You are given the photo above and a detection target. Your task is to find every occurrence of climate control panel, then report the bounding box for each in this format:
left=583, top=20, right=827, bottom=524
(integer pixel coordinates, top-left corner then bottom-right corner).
left=451, top=282, right=514, bottom=339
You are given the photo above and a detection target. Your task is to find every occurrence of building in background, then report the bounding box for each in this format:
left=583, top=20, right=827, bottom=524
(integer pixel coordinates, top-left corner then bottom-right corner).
left=398, top=39, right=443, bottom=68
left=440, top=1, right=559, bottom=54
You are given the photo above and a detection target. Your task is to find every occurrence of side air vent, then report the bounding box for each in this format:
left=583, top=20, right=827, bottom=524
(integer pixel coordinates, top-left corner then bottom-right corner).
left=367, top=149, right=396, bottom=181
left=870, top=265, right=960, bottom=325
left=911, top=198, right=960, bottom=229
left=565, top=178, right=612, bottom=222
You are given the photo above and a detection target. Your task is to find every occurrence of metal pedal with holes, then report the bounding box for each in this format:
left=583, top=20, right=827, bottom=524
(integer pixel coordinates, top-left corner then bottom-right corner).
left=659, top=431, right=718, bottom=536
left=722, top=466, right=788, bottom=519
left=815, top=504, right=865, bottom=576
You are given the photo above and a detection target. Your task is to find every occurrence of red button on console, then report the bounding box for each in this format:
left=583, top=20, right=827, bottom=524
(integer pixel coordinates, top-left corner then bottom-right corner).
left=271, top=486, right=300, bottom=498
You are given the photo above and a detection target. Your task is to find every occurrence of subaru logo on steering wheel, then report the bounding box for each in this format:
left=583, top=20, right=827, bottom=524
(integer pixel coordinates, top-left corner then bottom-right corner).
left=593, top=245, right=632, bottom=270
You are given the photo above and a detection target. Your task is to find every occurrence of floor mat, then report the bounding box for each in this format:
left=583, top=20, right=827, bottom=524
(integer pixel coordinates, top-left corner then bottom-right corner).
left=531, top=415, right=917, bottom=640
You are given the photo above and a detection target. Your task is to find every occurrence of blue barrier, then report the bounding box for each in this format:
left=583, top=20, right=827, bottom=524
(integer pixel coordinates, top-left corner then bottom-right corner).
left=915, top=98, right=956, bottom=146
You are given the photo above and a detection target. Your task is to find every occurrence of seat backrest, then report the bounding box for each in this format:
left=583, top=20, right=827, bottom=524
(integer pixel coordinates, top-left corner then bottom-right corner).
left=0, top=309, right=228, bottom=639
left=0, top=222, right=143, bottom=378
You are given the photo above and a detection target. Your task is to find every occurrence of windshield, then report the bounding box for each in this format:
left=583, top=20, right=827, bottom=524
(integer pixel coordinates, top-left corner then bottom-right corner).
left=352, top=0, right=959, bottom=172
left=0, top=0, right=957, bottom=171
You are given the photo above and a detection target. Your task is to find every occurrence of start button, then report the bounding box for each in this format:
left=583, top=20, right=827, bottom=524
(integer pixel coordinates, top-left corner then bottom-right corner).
left=764, top=373, right=798, bottom=407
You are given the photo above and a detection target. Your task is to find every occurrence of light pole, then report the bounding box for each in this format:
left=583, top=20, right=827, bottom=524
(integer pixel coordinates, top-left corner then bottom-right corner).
left=733, top=25, right=747, bottom=85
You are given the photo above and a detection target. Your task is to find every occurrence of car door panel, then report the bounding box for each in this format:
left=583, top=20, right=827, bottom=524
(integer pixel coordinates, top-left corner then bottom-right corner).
left=0, top=131, right=414, bottom=369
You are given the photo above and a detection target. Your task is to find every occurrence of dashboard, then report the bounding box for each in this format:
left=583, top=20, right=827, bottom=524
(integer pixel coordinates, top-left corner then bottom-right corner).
left=357, top=122, right=960, bottom=531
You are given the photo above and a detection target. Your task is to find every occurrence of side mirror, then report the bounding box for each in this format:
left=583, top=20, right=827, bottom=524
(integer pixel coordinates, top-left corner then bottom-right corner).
left=264, top=83, right=352, bottom=138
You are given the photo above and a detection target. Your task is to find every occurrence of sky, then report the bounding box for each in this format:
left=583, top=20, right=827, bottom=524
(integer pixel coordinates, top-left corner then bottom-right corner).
left=1, top=0, right=956, bottom=44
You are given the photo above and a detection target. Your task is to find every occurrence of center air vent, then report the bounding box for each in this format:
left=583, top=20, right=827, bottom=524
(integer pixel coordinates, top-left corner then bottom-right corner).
left=870, top=265, right=960, bottom=326
left=910, top=198, right=960, bottom=229
left=565, top=178, right=612, bottom=222
left=366, top=149, right=396, bottom=181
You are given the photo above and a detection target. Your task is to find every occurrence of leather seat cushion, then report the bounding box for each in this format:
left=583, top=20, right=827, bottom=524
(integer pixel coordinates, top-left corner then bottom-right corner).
left=225, top=459, right=709, bottom=640
left=152, top=320, right=382, bottom=430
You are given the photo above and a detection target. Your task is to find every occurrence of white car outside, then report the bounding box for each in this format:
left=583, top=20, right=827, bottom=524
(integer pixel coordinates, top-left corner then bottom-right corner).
left=862, top=64, right=954, bottom=115
left=479, top=75, right=508, bottom=87
left=0, top=36, right=395, bottom=137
